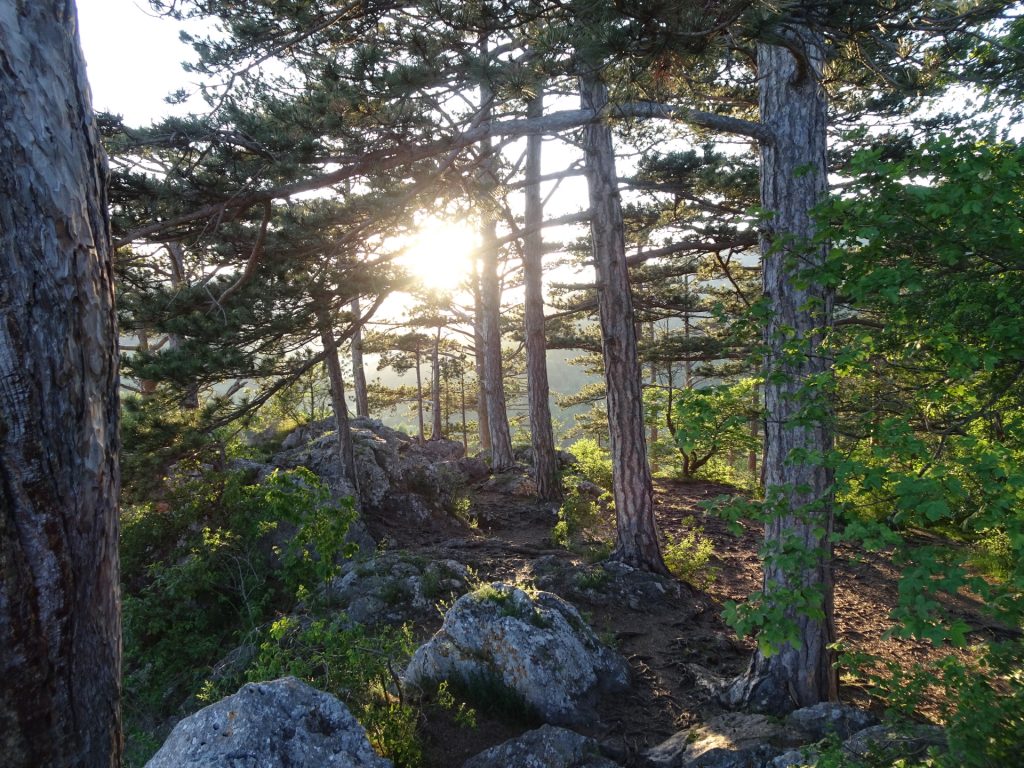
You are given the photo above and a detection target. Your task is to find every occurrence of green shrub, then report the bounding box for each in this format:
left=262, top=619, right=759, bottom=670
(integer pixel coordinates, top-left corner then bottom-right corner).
left=121, top=468, right=355, bottom=766
left=663, top=517, right=717, bottom=588
left=568, top=438, right=614, bottom=492
left=236, top=616, right=421, bottom=767
left=552, top=487, right=603, bottom=548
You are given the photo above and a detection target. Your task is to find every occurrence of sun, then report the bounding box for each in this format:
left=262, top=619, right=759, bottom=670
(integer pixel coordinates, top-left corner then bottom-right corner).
left=399, top=218, right=478, bottom=293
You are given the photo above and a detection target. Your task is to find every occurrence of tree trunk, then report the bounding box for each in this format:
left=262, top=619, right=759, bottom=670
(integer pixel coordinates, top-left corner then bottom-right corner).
left=724, top=27, right=838, bottom=714
left=478, top=45, right=516, bottom=471
left=472, top=258, right=491, bottom=450
left=414, top=347, right=425, bottom=441
left=580, top=69, right=667, bottom=574
left=165, top=241, right=200, bottom=409
left=430, top=327, right=443, bottom=440
left=748, top=385, right=760, bottom=479
left=137, top=328, right=158, bottom=397
left=523, top=92, right=562, bottom=504
left=316, top=306, right=359, bottom=501
left=0, top=4, right=122, bottom=765
left=350, top=297, right=370, bottom=418
left=647, top=323, right=658, bottom=473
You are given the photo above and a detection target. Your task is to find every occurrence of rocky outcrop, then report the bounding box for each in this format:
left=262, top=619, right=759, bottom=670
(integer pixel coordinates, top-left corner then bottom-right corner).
left=842, top=723, right=946, bottom=764
left=325, top=553, right=472, bottom=625
left=462, top=725, right=622, bottom=768
left=271, top=417, right=471, bottom=515
left=647, top=706, right=927, bottom=768
left=145, top=677, right=392, bottom=768
left=783, top=702, right=878, bottom=742
left=404, top=583, right=629, bottom=725
left=645, top=712, right=802, bottom=768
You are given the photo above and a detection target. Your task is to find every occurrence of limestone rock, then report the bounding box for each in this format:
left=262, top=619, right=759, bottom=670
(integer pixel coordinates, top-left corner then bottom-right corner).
left=273, top=419, right=469, bottom=514
left=404, top=583, right=629, bottom=725
left=842, top=723, right=946, bottom=764
left=768, top=748, right=818, bottom=768
left=145, top=677, right=392, bottom=768
left=646, top=712, right=806, bottom=768
left=326, top=554, right=471, bottom=625
left=784, top=703, right=877, bottom=742
left=462, top=725, right=622, bottom=768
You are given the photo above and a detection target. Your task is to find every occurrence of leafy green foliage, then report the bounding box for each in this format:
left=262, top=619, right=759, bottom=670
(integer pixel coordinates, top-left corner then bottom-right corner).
left=663, top=517, right=717, bottom=588
left=671, top=378, right=760, bottom=480
left=813, top=132, right=1024, bottom=761
left=121, top=468, right=355, bottom=766
left=552, top=488, right=603, bottom=549
left=568, top=438, right=614, bottom=491
left=234, top=616, right=422, bottom=767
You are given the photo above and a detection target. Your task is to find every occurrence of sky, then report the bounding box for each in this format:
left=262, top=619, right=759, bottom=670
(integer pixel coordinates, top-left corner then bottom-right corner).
left=76, top=0, right=203, bottom=125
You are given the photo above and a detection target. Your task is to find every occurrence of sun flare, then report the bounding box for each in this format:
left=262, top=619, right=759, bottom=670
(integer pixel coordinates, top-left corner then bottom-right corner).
left=399, top=218, right=477, bottom=293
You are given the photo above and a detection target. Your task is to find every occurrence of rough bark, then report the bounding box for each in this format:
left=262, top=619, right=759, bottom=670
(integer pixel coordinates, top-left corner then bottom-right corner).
left=430, top=327, right=443, bottom=440
left=316, top=306, right=359, bottom=499
left=580, top=70, right=668, bottom=575
left=414, top=347, right=425, bottom=441
left=350, top=298, right=370, bottom=418
left=0, top=3, right=122, bottom=765
left=522, top=93, right=562, bottom=504
left=472, top=259, right=491, bottom=451
left=478, top=47, right=515, bottom=471
left=724, top=27, right=838, bottom=714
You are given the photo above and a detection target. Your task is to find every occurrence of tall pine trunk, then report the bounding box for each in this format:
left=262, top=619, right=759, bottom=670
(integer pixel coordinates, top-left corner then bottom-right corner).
left=350, top=297, right=370, bottom=418
left=472, top=258, right=491, bottom=450
left=725, top=26, right=838, bottom=713
left=478, top=42, right=515, bottom=471
left=414, top=347, right=425, bottom=441
left=0, top=3, right=122, bottom=764
left=580, top=69, right=667, bottom=574
left=523, top=92, right=562, bottom=503
left=317, top=306, right=359, bottom=501
left=430, top=327, right=443, bottom=440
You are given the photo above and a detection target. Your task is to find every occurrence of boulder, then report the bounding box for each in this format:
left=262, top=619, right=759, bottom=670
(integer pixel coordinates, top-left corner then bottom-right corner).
left=273, top=420, right=469, bottom=514
left=326, top=554, right=471, bottom=625
left=646, top=712, right=807, bottom=768
left=462, top=725, right=622, bottom=768
left=404, top=583, right=629, bottom=725
left=145, top=677, right=392, bottom=768
left=842, top=723, right=946, bottom=764
left=784, top=703, right=877, bottom=742
left=482, top=470, right=537, bottom=497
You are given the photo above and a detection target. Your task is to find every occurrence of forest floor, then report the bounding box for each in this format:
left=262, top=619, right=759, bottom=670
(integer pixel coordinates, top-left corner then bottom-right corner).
left=362, top=477, right=999, bottom=768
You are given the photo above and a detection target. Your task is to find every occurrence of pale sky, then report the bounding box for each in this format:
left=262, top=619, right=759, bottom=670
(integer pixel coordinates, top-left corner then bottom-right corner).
left=76, top=0, right=203, bottom=124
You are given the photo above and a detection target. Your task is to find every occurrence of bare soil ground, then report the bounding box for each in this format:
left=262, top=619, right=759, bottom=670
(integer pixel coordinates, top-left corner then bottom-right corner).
left=363, top=477, right=996, bottom=768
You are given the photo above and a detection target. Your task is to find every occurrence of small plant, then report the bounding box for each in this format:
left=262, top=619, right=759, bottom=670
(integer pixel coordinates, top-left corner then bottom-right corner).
left=379, top=578, right=413, bottom=607
left=473, top=584, right=550, bottom=628
left=441, top=670, right=541, bottom=725
left=574, top=567, right=611, bottom=591
left=568, top=438, right=614, bottom=491
left=433, top=680, right=477, bottom=729
left=663, top=517, right=717, bottom=588
left=552, top=486, right=604, bottom=548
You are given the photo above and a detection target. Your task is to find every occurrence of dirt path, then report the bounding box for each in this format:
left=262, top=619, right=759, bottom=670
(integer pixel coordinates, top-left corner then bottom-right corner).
left=364, top=476, right=991, bottom=767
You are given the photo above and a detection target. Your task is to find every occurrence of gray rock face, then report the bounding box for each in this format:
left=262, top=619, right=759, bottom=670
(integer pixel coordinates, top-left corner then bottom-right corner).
left=784, top=703, right=878, bottom=742
left=842, top=724, right=946, bottom=763
left=405, top=583, right=630, bottom=725
left=273, top=419, right=470, bottom=514
left=145, top=677, right=392, bottom=768
left=481, top=469, right=537, bottom=497
left=326, top=553, right=472, bottom=625
left=646, top=712, right=806, bottom=768
left=462, top=725, right=622, bottom=768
